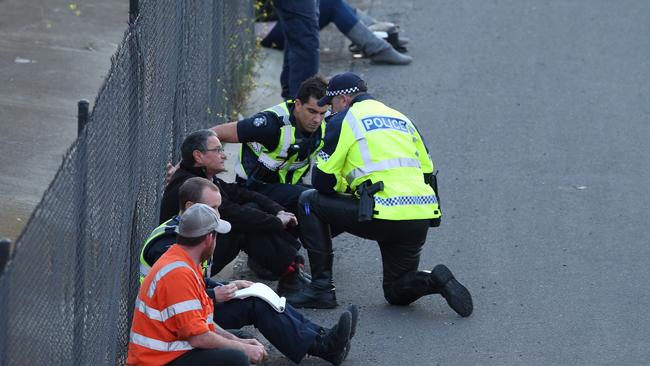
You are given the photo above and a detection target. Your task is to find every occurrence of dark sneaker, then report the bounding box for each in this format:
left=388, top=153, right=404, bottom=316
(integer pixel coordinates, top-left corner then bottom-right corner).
left=431, top=264, right=473, bottom=317
left=309, top=311, right=352, bottom=365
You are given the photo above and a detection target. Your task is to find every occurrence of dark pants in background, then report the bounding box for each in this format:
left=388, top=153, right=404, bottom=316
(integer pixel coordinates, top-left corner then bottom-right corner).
left=273, top=0, right=320, bottom=99
left=263, top=0, right=359, bottom=50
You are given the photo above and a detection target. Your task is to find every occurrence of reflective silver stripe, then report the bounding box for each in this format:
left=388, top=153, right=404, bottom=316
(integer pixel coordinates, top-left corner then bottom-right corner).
left=346, top=158, right=421, bottom=181
left=375, top=195, right=438, bottom=207
left=247, top=141, right=264, bottom=154
left=148, top=261, right=201, bottom=298
left=256, top=150, right=309, bottom=172
left=130, top=331, right=193, bottom=352
left=287, top=159, right=310, bottom=170
left=207, top=314, right=214, bottom=325
left=139, top=262, right=150, bottom=279
left=277, top=125, right=293, bottom=158
left=269, top=104, right=289, bottom=124
left=344, top=111, right=372, bottom=166
left=234, top=153, right=248, bottom=179
left=258, top=153, right=283, bottom=170
left=136, top=298, right=203, bottom=322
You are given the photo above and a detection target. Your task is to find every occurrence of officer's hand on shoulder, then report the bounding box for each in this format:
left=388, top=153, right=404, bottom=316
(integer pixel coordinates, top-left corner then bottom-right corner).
left=164, top=162, right=179, bottom=185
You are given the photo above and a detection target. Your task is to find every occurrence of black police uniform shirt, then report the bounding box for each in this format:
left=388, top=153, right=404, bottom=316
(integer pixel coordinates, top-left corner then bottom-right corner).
left=236, top=103, right=323, bottom=184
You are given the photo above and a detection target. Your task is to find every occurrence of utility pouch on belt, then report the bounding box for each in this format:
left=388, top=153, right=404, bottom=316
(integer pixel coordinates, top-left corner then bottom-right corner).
left=357, top=180, right=384, bottom=222
left=428, top=171, right=441, bottom=227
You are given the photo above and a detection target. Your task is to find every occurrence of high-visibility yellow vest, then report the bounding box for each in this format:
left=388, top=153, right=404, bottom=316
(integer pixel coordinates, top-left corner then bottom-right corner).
left=235, top=101, right=325, bottom=184
left=316, top=98, right=441, bottom=221
left=139, top=217, right=209, bottom=283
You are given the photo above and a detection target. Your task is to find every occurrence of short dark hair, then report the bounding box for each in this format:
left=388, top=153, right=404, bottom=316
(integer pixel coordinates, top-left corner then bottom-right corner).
left=295, top=75, right=328, bottom=104
left=178, top=177, right=220, bottom=211
left=177, top=231, right=215, bottom=247
left=181, top=129, right=218, bottom=165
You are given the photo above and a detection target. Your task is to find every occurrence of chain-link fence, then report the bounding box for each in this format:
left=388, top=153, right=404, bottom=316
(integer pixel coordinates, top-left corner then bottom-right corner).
left=0, top=1, right=255, bottom=364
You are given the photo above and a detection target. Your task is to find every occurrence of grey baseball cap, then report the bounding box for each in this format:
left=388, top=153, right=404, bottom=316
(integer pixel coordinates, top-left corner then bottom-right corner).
left=178, top=203, right=231, bottom=237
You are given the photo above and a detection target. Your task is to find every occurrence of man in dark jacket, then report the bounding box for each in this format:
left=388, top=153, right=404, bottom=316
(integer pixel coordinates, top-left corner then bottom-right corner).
left=160, top=129, right=308, bottom=294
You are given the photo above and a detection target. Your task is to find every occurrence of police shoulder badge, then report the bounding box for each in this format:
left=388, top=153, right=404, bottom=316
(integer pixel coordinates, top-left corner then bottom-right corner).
left=253, top=115, right=267, bottom=127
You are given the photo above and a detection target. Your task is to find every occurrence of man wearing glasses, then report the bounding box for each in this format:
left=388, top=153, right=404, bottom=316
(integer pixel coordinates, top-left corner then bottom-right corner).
left=160, top=129, right=309, bottom=297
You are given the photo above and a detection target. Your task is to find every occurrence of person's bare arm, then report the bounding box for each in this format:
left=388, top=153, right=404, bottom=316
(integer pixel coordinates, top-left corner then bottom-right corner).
left=212, top=121, right=239, bottom=143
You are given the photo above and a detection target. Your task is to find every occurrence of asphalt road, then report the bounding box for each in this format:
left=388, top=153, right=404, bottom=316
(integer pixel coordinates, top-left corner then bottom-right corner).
left=281, top=1, right=650, bottom=365
left=0, top=0, right=127, bottom=241
left=2, top=0, right=649, bottom=365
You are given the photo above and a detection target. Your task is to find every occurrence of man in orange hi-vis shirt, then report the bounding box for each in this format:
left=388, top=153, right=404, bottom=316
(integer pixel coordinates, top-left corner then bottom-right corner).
left=127, top=204, right=265, bottom=365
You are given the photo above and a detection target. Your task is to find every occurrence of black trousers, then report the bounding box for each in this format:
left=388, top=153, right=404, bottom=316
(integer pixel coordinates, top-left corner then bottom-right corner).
left=212, top=229, right=300, bottom=277
left=299, top=189, right=432, bottom=304
left=167, top=348, right=248, bottom=366
left=248, top=181, right=313, bottom=215
left=274, top=0, right=320, bottom=99
left=213, top=297, right=320, bottom=364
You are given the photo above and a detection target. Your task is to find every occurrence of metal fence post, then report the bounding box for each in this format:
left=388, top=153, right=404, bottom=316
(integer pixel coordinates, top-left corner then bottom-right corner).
left=74, top=100, right=89, bottom=364
left=0, top=237, right=12, bottom=365
left=130, top=0, right=139, bottom=23
left=78, top=100, right=89, bottom=136
left=0, top=237, right=10, bottom=276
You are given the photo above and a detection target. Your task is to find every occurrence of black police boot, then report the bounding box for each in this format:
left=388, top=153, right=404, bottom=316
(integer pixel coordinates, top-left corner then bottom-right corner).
left=276, top=257, right=311, bottom=297
left=384, top=265, right=472, bottom=317
left=289, top=190, right=338, bottom=308
left=346, top=304, right=359, bottom=339
left=384, top=270, right=436, bottom=306
left=285, top=253, right=338, bottom=309
left=308, top=311, right=352, bottom=365
left=430, top=264, right=473, bottom=317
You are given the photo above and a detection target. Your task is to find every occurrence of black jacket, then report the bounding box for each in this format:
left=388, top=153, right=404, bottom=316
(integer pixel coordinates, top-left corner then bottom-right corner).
left=159, top=162, right=285, bottom=233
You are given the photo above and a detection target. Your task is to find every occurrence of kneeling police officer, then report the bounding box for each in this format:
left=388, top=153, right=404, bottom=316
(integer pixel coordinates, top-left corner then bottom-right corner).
left=286, top=72, right=473, bottom=317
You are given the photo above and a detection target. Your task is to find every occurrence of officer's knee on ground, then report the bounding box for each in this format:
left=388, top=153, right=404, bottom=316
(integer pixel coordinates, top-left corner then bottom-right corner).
left=298, top=188, right=318, bottom=206
left=383, top=291, right=411, bottom=306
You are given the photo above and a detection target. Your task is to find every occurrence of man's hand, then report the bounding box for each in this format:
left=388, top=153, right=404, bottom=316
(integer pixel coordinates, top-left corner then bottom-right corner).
left=276, top=210, right=298, bottom=228
left=239, top=338, right=264, bottom=348
left=241, top=343, right=267, bottom=364
left=231, top=280, right=254, bottom=289
left=213, top=283, right=238, bottom=303
left=164, top=162, right=179, bottom=184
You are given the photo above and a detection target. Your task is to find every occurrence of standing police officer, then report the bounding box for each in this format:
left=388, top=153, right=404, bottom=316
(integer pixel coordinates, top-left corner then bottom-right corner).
left=286, top=72, right=473, bottom=317
left=211, top=76, right=328, bottom=214
left=271, top=0, right=320, bottom=100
